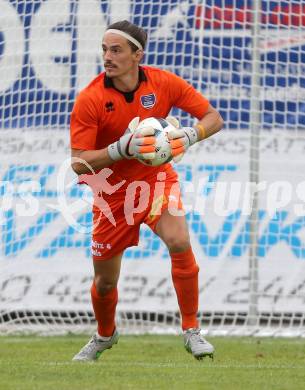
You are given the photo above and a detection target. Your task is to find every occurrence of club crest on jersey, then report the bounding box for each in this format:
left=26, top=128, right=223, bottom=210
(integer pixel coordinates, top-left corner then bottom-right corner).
left=140, top=93, right=156, bottom=109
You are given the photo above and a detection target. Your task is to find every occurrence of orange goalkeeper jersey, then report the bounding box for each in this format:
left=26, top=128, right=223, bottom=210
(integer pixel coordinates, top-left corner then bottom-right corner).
left=70, top=66, right=209, bottom=181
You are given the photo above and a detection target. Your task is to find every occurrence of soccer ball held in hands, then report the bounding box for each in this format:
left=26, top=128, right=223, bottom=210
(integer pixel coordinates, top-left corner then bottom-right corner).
left=135, top=117, right=175, bottom=166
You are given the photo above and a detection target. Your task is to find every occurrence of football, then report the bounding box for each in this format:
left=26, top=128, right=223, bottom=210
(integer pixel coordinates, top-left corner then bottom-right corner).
left=136, top=117, right=175, bottom=166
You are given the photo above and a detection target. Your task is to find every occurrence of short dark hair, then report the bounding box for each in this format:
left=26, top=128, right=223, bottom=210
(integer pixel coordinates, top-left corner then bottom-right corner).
left=106, top=20, right=147, bottom=51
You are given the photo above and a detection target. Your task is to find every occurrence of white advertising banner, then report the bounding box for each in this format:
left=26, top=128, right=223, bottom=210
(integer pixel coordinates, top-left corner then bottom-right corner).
left=0, top=130, right=305, bottom=314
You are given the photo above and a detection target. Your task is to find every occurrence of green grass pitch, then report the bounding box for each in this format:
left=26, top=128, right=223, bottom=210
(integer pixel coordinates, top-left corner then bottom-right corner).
left=1, top=335, right=305, bottom=390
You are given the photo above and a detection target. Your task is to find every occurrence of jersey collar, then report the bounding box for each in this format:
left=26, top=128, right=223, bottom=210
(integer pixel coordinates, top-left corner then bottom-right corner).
left=104, top=67, right=147, bottom=103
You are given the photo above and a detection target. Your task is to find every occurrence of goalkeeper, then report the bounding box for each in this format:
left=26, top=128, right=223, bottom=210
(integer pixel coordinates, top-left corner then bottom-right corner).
left=70, top=20, right=223, bottom=361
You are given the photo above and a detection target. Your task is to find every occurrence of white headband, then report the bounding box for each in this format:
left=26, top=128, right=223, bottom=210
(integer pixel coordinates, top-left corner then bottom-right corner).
left=105, top=29, right=143, bottom=50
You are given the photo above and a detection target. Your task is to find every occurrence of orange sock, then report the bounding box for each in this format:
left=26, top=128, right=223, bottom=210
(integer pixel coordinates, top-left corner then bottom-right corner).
left=91, top=282, right=118, bottom=337
left=170, top=247, right=199, bottom=330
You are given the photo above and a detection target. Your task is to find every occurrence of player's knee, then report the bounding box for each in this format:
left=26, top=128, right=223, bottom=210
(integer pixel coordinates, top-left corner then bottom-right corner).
left=165, top=234, right=190, bottom=253
left=94, top=276, right=117, bottom=296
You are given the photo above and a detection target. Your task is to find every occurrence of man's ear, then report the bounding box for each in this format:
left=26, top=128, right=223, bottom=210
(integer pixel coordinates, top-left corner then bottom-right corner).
left=135, top=49, right=144, bottom=63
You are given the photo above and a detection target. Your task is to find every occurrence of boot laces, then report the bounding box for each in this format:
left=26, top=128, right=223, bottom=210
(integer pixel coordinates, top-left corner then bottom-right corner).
left=189, top=329, right=206, bottom=344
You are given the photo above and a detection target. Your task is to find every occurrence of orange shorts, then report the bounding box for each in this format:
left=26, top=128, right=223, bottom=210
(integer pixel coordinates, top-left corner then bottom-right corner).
left=91, top=173, right=183, bottom=260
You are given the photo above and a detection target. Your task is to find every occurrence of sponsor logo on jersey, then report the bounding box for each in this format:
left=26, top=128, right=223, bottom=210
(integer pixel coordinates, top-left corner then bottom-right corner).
left=140, top=93, right=156, bottom=109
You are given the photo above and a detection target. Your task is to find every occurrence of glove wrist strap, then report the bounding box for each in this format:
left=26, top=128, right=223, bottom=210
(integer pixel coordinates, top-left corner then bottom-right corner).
left=107, top=142, right=122, bottom=161
left=183, top=127, right=199, bottom=145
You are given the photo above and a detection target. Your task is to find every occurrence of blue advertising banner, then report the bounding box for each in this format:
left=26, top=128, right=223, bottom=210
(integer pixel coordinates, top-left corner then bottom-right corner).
left=0, top=0, right=304, bottom=129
